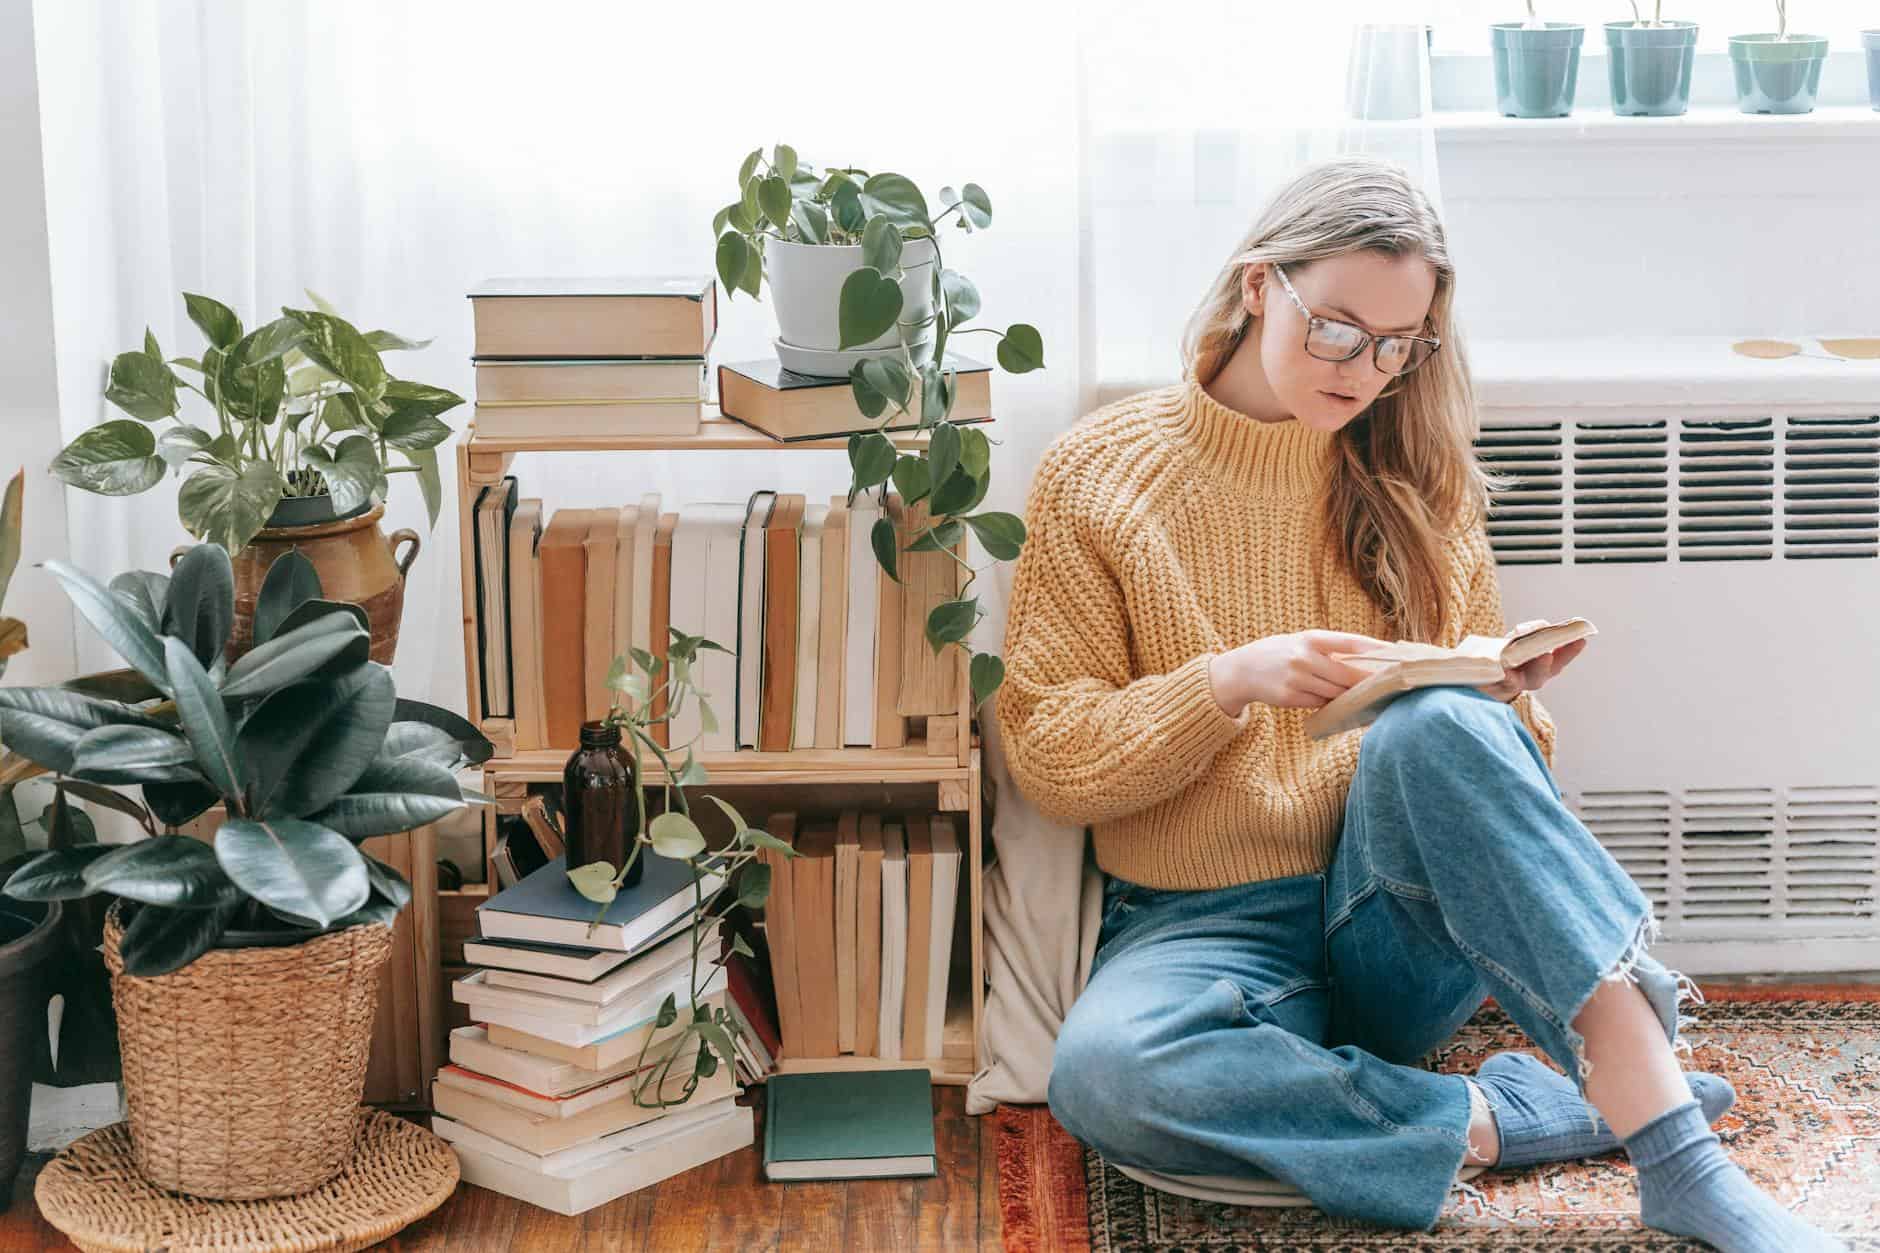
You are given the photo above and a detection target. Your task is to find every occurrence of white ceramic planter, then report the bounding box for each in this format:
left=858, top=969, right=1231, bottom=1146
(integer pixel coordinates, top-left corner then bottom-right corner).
left=766, top=236, right=937, bottom=378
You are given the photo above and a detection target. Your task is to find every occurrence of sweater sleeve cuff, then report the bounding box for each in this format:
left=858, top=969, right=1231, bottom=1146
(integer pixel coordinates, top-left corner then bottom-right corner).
left=1142, top=652, right=1253, bottom=771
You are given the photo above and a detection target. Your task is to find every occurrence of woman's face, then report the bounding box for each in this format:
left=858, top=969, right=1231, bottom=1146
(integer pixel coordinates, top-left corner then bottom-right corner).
left=1244, top=250, right=1438, bottom=429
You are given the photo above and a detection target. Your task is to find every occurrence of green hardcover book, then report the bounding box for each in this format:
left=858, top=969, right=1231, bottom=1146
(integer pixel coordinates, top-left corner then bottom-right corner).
left=762, top=1068, right=937, bottom=1181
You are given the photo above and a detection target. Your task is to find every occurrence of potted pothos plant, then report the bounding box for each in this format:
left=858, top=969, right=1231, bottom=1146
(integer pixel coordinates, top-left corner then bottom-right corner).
left=0, top=541, right=491, bottom=1201
left=0, top=467, right=67, bottom=1209
left=49, top=291, right=465, bottom=666
left=711, top=146, right=1039, bottom=709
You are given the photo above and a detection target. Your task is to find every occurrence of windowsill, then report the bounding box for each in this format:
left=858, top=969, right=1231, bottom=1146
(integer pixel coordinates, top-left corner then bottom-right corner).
left=1469, top=335, right=1880, bottom=413
left=1431, top=103, right=1880, bottom=144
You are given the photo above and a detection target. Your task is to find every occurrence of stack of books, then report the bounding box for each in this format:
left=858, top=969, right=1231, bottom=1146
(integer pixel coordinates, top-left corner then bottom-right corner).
left=465, top=276, right=716, bottom=440
left=436, top=849, right=780, bottom=1215
left=469, top=484, right=963, bottom=755
left=759, top=809, right=965, bottom=1066
left=717, top=353, right=994, bottom=442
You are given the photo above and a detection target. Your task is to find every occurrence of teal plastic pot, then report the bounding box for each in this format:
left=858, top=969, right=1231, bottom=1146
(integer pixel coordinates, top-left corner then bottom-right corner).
left=1605, top=20, right=1698, bottom=115
left=1729, top=33, right=1829, bottom=114
left=1491, top=23, right=1584, bottom=117
left=1865, top=30, right=1880, bottom=110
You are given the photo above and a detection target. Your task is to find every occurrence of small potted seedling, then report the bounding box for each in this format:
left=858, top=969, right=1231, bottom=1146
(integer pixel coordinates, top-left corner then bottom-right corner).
left=1605, top=1, right=1699, bottom=116
left=1728, top=0, right=1829, bottom=114
left=1491, top=1, right=1585, bottom=117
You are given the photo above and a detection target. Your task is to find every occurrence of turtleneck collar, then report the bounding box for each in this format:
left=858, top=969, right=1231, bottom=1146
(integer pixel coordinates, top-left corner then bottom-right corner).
left=1164, top=375, right=1341, bottom=499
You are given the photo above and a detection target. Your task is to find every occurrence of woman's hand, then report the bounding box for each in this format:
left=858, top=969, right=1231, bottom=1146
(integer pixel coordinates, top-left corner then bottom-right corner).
left=1475, top=618, right=1588, bottom=702
left=1209, top=629, right=1395, bottom=716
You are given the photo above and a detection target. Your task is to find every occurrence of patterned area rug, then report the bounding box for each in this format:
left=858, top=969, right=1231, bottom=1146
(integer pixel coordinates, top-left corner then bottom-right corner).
left=996, top=983, right=1880, bottom=1251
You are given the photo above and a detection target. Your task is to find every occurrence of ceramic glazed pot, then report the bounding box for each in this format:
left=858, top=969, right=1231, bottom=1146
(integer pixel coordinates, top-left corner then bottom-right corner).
left=1491, top=22, right=1584, bottom=117
left=1605, top=20, right=1699, bottom=116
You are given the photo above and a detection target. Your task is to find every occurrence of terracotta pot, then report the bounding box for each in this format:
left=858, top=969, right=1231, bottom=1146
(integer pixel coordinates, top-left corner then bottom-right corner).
left=227, top=502, right=420, bottom=667
left=102, top=902, right=393, bottom=1200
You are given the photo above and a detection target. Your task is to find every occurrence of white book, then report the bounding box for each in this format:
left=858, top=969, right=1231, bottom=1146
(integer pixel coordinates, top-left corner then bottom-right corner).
left=877, top=820, right=907, bottom=1060
left=843, top=492, right=882, bottom=746
left=435, top=1093, right=742, bottom=1178
left=449, top=1102, right=754, bottom=1217
left=434, top=1062, right=650, bottom=1120
left=699, top=506, right=747, bottom=753
left=613, top=504, right=638, bottom=695
left=924, top=815, right=963, bottom=1061
left=671, top=503, right=744, bottom=752
left=448, top=1025, right=643, bottom=1099
left=632, top=491, right=660, bottom=660
left=794, top=504, right=826, bottom=752
left=481, top=927, right=694, bottom=1005
left=736, top=490, right=775, bottom=751
left=463, top=963, right=728, bottom=1047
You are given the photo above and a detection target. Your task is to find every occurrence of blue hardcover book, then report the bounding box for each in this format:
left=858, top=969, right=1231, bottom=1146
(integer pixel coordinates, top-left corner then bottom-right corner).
left=475, top=853, right=728, bottom=953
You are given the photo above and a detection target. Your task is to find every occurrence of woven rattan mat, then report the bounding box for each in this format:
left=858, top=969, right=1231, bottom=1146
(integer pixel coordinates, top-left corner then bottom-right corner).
left=35, top=1108, right=459, bottom=1253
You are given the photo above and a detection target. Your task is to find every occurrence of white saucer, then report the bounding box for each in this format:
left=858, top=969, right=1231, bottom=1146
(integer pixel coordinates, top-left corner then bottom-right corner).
left=773, top=333, right=934, bottom=380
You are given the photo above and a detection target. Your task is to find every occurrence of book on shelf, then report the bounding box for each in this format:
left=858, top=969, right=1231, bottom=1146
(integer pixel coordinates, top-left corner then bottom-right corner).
left=716, top=353, right=991, bottom=442
left=814, top=495, right=850, bottom=749
left=536, top=508, right=593, bottom=747
left=649, top=511, right=676, bottom=750
left=470, top=358, right=707, bottom=439
left=921, top=815, right=963, bottom=1062
left=581, top=510, right=619, bottom=722
left=855, top=813, right=884, bottom=1057
left=760, top=492, right=805, bottom=752
left=834, top=810, right=860, bottom=1055
left=759, top=811, right=806, bottom=1057
left=628, top=492, right=660, bottom=664
left=472, top=477, right=520, bottom=719
left=735, top=490, right=777, bottom=752
left=791, top=820, right=841, bottom=1058
left=505, top=497, right=548, bottom=751
left=900, top=815, right=934, bottom=1061
left=449, top=1099, right=753, bottom=1218
left=762, top=1069, right=936, bottom=1182
left=841, top=491, right=881, bottom=747
left=793, top=503, right=827, bottom=752
left=476, top=852, right=728, bottom=952
left=700, top=502, right=748, bottom=753
left=872, top=495, right=907, bottom=750
left=1302, top=617, right=1599, bottom=740
left=877, top=819, right=907, bottom=1061
left=467, top=276, right=718, bottom=360
left=895, top=498, right=961, bottom=716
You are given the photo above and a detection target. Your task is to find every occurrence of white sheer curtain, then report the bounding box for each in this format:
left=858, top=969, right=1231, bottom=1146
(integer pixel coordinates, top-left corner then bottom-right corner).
left=31, top=0, right=1438, bottom=715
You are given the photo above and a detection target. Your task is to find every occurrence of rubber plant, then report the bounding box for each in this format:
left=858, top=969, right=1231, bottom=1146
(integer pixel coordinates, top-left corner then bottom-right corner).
left=48, top=292, right=463, bottom=554
left=712, top=146, right=1041, bottom=709
left=0, top=542, right=493, bottom=975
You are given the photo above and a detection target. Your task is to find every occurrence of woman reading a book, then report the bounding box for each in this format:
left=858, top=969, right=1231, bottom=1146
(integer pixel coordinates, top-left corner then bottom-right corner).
left=995, top=154, right=1839, bottom=1252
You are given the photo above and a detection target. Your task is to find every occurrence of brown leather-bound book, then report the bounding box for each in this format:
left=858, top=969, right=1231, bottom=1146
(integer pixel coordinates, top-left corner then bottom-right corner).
left=900, top=813, right=933, bottom=1060
left=759, top=811, right=805, bottom=1058
left=791, top=819, right=840, bottom=1059
left=896, top=498, right=962, bottom=717
left=759, top=493, right=806, bottom=752
left=833, top=809, right=861, bottom=1053
left=582, top=509, right=620, bottom=723
left=856, top=811, right=884, bottom=1056
left=649, top=512, right=677, bottom=751
left=538, top=509, right=594, bottom=748
left=814, top=495, right=850, bottom=749
left=873, top=493, right=907, bottom=749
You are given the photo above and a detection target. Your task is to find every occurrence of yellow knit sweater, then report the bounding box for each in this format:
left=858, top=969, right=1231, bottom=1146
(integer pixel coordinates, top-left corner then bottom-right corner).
left=994, top=376, right=1557, bottom=890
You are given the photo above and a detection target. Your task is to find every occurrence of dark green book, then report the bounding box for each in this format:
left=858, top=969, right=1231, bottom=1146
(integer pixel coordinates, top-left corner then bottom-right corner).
left=762, top=1068, right=937, bottom=1181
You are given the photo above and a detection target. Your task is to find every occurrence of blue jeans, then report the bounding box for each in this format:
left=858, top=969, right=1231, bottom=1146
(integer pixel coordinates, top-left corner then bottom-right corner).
left=1046, top=685, right=1701, bottom=1232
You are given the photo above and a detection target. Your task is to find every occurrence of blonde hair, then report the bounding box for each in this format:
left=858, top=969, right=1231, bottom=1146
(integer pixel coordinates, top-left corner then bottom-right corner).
left=1179, top=153, right=1514, bottom=644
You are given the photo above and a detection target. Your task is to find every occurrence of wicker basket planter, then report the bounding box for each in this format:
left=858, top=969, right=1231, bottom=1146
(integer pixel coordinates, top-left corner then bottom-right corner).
left=102, top=902, right=395, bottom=1200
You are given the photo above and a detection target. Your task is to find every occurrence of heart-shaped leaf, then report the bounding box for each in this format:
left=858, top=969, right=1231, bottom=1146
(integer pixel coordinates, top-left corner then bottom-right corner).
left=997, top=323, right=1046, bottom=373
left=959, top=183, right=992, bottom=229
left=939, top=269, right=980, bottom=327
left=184, top=293, right=242, bottom=349
left=282, top=307, right=387, bottom=404
left=736, top=861, right=772, bottom=909
left=648, top=811, right=705, bottom=860
left=848, top=432, right=896, bottom=489
left=83, top=836, right=238, bottom=908
left=929, top=467, right=981, bottom=517
left=928, top=422, right=962, bottom=494
left=103, top=351, right=181, bottom=422
left=177, top=460, right=286, bottom=553
left=715, top=233, right=752, bottom=303
left=838, top=269, right=902, bottom=350
left=568, top=860, right=619, bottom=904
left=926, top=597, right=979, bottom=652
left=861, top=216, right=903, bottom=274
left=871, top=515, right=900, bottom=584
left=964, top=511, right=1027, bottom=561
left=118, top=897, right=242, bottom=976
left=215, top=817, right=369, bottom=928
left=156, top=425, right=215, bottom=471
left=757, top=174, right=793, bottom=231
left=859, top=173, right=929, bottom=227
left=165, top=637, right=244, bottom=803
left=51, top=421, right=167, bottom=495
left=970, top=651, right=1005, bottom=708
left=380, top=379, right=464, bottom=416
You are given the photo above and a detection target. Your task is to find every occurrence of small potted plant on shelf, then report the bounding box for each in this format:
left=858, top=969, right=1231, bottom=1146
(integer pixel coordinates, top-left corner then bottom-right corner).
left=49, top=291, right=465, bottom=666
left=0, top=541, right=492, bottom=1201
left=710, top=145, right=1040, bottom=708
left=1491, top=1, right=1585, bottom=117
left=1605, top=1, right=1699, bottom=116
left=0, top=467, right=67, bottom=1210
left=1729, top=1, right=1830, bottom=114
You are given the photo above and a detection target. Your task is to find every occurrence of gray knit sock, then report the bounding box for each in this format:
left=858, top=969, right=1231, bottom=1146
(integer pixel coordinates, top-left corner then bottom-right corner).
left=1472, top=1050, right=1735, bottom=1169
left=1626, top=1097, right=1847, bottom=1252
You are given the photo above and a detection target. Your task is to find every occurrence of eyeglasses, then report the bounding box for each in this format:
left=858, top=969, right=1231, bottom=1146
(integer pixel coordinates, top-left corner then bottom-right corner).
left=1269, top=262, right=1441, bottom=377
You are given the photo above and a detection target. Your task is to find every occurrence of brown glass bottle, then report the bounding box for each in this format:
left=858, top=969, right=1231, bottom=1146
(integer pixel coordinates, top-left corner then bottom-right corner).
left=561, top=720, right=658, bottom=888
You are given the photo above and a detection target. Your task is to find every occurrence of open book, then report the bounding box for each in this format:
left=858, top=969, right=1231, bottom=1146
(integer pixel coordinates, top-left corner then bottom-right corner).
left=1302, top=617, right=1598, bottom=740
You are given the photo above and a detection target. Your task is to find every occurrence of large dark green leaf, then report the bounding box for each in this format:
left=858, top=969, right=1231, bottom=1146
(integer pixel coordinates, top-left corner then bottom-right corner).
left=143, top=779, right=218, bottom=829
left=970, top=650, right=1005, bottom=707
left=54, top=778, right=157, bottom=834
left=83, top=836, right=238, bottom=908
left=183, top=293, right=242, bottom=349
left=162, top=544, right=235, bottom=669
left=177, top=461, right=286, bottom=553
left=361, top=853, right=412, bottom=908
left=215, top=817, right=368, bottom=927
left=253, top=549, right=322, bottom=646
left=309, top=753, right=464, bottom=838
left=330, top=897, right=399, bottom=930
left=59, top=667, right=166, bottom=705
left=238, top=662, right=396, bottom=818
left=391, top=698, right=493, bottom=765
left=281, top=308, right=387, bottom=404
left=0, top=688, right=169, bottom=774
left=3, top=845, right=113, bottom=901
left=42, top=559, right=172, bottom=692
left=42, top=788, right=96, bottom=849
left=964, top=511, right=1027, bottom=561
left=220, top=611, right=368, bottom=700
left=928, top=421, right=961, bottom=494
left=118, top=897, right=241, bottom=976
left=848, top=432, right=896, bottom=489
left=102, top=352, right=180, bottom=422
left=380, top=379, right=464, bottom=417
left=299, top=435, right=384, bottom=514
left=380, top=410, right=451, bottom=452
left=69, top=724, right=203, bottom=784
left=270, top=597, right=367, bottom=643
left=929, top=466, right=981, bottom=517
left=164, top=637, right=244, bottom=803
left=382, top=720, right=461, bottom=767
left=871, top=516, right=899, bottom=584
left=926, top=597, right=980, bottom=652
left=108, top=570, right=170, bottom=633
left=997, top=323, right=1045, bottom=373
left=401, top=446, right=442, bottom=530
left=715, top=233, right=752, bottom=302
left=50, top=422, right=166, bottom=495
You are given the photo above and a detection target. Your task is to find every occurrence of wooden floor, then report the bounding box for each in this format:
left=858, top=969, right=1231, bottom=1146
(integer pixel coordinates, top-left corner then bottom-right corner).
left=2, top=1084, right=1001, bottom=1252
